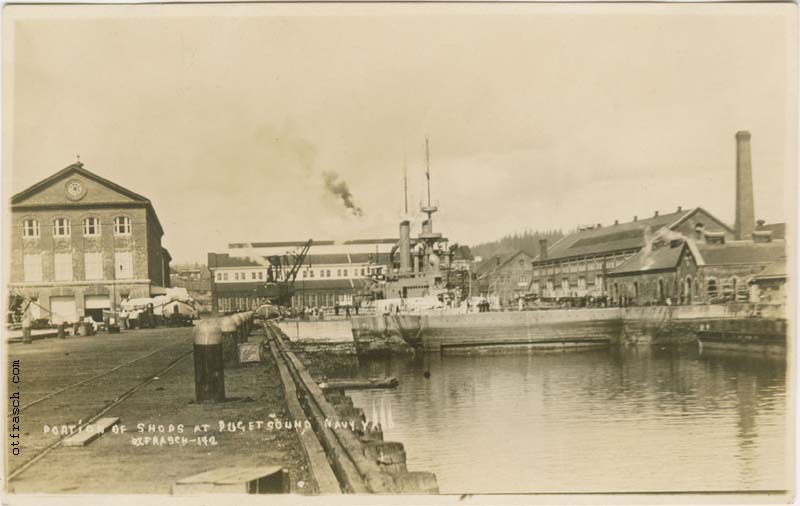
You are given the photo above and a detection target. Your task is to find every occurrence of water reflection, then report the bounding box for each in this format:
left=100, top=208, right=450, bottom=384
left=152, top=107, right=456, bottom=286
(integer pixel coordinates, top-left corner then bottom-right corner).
left=345, top=346, right=787, bottom=493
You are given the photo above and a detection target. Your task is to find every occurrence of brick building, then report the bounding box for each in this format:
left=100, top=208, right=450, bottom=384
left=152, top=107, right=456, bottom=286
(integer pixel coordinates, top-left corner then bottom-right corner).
left=476, top=250, right=535, bottom=306
left=208, top=239, right=393, bottom=312
left=8, top=162, right=171, bottom=324
left=530, top=206, right=733, bottom=300
left=607, top=232, right=785, bottom=306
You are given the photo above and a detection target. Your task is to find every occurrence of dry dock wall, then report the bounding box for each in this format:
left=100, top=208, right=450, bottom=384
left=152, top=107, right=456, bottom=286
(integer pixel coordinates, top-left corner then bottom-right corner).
left=418, top=309, right=621, bottom=351
left=277, top=320, right=354, bottom=342
left=279, top=304, right=786, bottom=353
left=348, top=304, right=787, bottom=353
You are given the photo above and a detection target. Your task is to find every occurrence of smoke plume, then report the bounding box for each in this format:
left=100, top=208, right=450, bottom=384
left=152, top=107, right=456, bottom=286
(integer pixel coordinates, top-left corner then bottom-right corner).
left=322, top=171, right=363, bottom=217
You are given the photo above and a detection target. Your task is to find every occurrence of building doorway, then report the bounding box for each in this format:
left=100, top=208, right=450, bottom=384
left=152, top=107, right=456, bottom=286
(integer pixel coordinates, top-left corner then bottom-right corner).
left=50, top=296, right=77, bottom=324
left=85, top=295, right=111, bottom=323
left=685, top=276, right=693, bottom=304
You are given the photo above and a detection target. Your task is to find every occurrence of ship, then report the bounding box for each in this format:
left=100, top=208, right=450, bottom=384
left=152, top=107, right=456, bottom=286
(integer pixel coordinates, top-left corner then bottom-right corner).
left=350, top=141, right=618, bottom=355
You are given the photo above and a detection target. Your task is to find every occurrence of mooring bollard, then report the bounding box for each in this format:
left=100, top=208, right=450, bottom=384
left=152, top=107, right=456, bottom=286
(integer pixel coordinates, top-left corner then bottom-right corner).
left=219, top=316, right=239, bottom=367
left=193, top=319, right=225, bottom=403
left=57, top=322, right=66, bottom=339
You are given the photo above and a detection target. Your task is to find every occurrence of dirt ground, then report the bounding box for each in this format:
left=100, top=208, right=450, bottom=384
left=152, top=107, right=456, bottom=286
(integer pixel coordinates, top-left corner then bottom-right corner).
left=6, top=325, right=313, bottom=495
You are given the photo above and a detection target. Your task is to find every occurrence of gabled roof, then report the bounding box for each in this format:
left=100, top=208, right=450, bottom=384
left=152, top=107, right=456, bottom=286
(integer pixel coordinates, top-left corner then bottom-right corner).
left=11, top=162, right=164, bottom=236
left=609, top=242, right=688, bottom=276
left=536, top=209, right=691, bottom=262
left=475, top=250, right=532, bottom=278
left=609, top=238, right=786, bottom=277
left=533, top=207, right=734, bottom=262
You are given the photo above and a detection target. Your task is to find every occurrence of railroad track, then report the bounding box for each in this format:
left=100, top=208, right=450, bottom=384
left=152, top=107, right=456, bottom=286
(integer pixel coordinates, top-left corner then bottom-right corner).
left=9, top=338, right=192, bottom=415
left=7, top=336, right=194, bottom=481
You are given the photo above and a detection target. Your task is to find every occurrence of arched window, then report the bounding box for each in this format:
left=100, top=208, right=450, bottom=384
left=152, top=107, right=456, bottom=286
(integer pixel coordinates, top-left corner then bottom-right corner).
left=22, top=219, right=40, bottom=238
left=53, top=218, right=71, bottom=237
left=114, top=216, right=132, bottom=235
left=706, top=278, right=718, bottom=299
left=83, top=217, right=101, bottom=237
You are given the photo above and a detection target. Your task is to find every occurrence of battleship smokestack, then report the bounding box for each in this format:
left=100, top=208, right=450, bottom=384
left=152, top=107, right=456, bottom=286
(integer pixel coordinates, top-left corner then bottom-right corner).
left=399, top=220, right=411, bottom=274
left=422, top=219, right=432, bottom=235
left=735, top=130, right=755, bottom=240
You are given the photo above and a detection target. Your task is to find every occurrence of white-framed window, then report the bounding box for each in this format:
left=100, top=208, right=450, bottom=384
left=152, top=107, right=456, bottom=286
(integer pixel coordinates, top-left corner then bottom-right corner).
left=53, top=218, right=71, bottom=237
left=83, top=217, right=101, bottom=237
left=22, top=219, right=40, bottom=238
left=223, top=272, right=228, bottom=281
left=54, top=253, right=73, bottom=281
left=258, top=271, right=263, bottom=280
left=595, top=275, right=603, bottom=290
left=114, top=251, right=133, bottom=279
left=114, top=216, right=131, bottom=235
left=343, top=269, right=348, bottom=277
left=234, top=272, right=240, bottom=281
left=84, top=252, right=103, bottom=280
left=337, top=269, right=341, bottom=277
left=578, top=277, right=586, bottom=290
left=251, top=272, right=256, bottom=280
left=23, top=254, right=42, bottom=282
left=216, top=272, right=222, bottom=281
left=561, top=278, right=569, bottom=292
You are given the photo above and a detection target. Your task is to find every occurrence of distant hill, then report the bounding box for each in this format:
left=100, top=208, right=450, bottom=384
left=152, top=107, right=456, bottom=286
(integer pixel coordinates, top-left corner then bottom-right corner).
left=471, top=229, right=566, bottom=261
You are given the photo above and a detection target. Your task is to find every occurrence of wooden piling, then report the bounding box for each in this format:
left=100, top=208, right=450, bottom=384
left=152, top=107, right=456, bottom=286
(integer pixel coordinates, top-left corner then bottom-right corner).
left=193, top=319, right=225, bottom=403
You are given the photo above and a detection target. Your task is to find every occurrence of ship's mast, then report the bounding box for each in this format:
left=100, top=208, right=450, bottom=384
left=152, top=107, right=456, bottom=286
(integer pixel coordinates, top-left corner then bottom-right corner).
left=425, top=138, right=431, bottom=207
left=420, top=138, right=438, bottom=234
left=403, top=154, right=409, bottom=215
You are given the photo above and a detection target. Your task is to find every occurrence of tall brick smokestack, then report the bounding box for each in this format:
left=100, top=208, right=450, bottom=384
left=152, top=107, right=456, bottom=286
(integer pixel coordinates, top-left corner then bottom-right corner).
left=539, top=239, right=548, bottom=260
left=735, top=130, right=755, bottom=240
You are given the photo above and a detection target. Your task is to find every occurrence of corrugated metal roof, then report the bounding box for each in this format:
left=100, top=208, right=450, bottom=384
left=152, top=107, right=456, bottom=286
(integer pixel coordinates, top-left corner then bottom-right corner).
left=542, top=209, right=690, bottom=261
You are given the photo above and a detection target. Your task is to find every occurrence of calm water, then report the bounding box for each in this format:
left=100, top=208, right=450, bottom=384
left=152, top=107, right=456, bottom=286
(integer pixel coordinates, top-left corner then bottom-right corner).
left=344, top=346, right=789, bottom=494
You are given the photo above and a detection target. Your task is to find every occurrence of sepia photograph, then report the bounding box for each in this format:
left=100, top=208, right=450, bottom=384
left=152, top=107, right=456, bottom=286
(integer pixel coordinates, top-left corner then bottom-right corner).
left=1, top=2, right=797, bottom=503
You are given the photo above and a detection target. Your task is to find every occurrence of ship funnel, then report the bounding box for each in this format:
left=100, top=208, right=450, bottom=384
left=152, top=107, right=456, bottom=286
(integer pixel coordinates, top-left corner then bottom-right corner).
left=399, top=220, right=411, bottom=274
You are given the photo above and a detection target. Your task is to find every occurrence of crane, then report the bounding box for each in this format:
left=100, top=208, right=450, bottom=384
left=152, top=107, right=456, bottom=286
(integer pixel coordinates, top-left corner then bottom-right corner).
left=263, top=239, right=313, bottom=306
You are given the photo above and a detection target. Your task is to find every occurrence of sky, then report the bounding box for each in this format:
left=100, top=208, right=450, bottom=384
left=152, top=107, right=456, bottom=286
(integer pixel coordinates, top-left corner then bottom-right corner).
left=3, top=3, right=796, bottom=263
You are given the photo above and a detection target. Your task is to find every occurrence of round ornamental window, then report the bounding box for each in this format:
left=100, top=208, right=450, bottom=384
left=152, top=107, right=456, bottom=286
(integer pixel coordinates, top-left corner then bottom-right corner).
left=65, top=179, right=87, bottom=201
